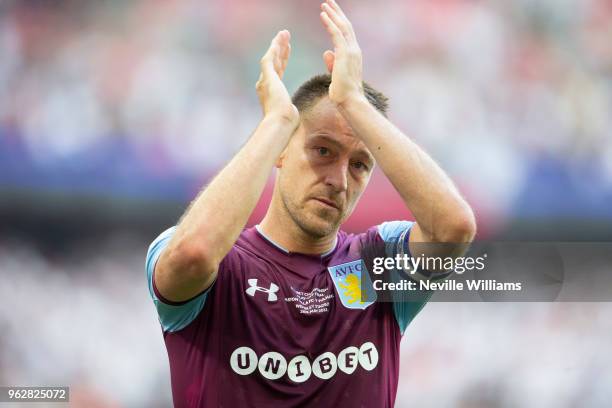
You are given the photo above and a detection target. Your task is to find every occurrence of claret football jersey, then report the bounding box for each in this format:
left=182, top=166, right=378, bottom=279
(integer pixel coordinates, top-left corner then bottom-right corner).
left=145, top=221, right=429, bottom=407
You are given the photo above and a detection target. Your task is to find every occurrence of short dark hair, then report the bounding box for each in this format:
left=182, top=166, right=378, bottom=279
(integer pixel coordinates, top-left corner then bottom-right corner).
left=291, top=74, right=389, bottom=117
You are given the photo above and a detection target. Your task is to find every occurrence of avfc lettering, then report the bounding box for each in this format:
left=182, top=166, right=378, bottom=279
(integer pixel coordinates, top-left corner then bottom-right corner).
left=333, top=261, right=362, bottom=277
left=229, top=342, right=379, bottom=382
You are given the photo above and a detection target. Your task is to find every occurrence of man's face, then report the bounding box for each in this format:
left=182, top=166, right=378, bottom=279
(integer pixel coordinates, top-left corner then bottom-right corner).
left=277, top=97, right=375, bottom=239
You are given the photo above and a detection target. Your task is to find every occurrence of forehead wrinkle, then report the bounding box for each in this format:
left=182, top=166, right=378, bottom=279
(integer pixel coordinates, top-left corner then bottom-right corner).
left=303, top=97, right=348, bottom=128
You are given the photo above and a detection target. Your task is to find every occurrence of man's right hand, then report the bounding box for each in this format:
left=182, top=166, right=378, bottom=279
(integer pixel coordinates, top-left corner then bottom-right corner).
left=256, top=30, right=300, bottom=127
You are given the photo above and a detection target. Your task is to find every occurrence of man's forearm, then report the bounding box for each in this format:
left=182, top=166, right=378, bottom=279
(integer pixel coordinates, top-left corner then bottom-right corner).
left=170, top=115, right=296, bottom=264
left=338, top=95, right=475, bottom=242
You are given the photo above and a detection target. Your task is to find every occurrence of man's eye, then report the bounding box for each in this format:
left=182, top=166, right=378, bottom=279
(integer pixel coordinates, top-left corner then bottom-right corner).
left=317, top=147, right=330, bottom=156
left=352, top=161, right=368, bottom=171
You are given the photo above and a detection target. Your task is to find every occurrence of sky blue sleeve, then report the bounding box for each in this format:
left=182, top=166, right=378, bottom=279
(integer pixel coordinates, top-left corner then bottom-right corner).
left=145, top=226, right=209, bottom=333
left=377, top=221, right=431, bottom=336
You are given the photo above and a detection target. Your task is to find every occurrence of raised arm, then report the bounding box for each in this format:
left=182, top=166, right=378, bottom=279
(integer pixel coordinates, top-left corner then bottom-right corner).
left=155, top=30, right=300, bottom=302
left=319, top=0, right=476, bottom=255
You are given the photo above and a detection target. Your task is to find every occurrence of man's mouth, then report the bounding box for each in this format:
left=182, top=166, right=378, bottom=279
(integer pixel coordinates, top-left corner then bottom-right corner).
left=312, top=197, right=340, bottom=210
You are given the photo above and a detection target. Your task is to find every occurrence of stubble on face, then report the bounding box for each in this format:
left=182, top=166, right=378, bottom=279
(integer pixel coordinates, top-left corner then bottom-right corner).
left=279, top=182, right=346, bottom=239
left=276, top=97, right=371, bottom=240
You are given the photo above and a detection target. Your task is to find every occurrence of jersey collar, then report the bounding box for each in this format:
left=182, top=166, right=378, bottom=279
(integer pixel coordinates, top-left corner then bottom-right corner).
left=254, top=224, right=338, bottom=258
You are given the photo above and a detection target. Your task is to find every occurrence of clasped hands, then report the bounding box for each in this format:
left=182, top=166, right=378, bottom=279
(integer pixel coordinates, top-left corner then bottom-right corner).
left=256, top=0, right=365, bottom=128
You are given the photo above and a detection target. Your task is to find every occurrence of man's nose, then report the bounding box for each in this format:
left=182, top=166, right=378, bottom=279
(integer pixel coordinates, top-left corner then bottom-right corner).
left=324, top=160, right=349, bottom=193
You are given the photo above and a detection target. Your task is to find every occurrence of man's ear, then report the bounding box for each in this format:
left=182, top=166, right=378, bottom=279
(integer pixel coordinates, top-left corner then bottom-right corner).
left=323, top=50, right=335, bottom=73
left=276, top=148, right=287, bottom=168
left=277, top=122, right=303, bottom=168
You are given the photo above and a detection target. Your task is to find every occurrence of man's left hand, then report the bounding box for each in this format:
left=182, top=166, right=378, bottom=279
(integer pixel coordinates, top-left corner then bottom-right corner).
left=319, top=0, right=365, bottom=107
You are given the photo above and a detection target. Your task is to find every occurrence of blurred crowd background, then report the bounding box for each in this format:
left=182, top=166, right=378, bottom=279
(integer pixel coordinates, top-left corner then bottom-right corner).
left=1, top=0, right=611, bottom=406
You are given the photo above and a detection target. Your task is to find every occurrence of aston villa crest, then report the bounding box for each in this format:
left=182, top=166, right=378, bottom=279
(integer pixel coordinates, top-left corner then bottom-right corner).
left=327, top=260, right=377, bottom=310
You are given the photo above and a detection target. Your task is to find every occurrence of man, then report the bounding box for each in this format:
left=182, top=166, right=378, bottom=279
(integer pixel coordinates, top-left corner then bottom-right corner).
left=146, top=0, right=476, bottom=406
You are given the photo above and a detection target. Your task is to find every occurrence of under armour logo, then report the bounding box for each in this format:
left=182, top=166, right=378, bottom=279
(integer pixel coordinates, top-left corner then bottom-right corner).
left=246, top=278, right=279, bottom=302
